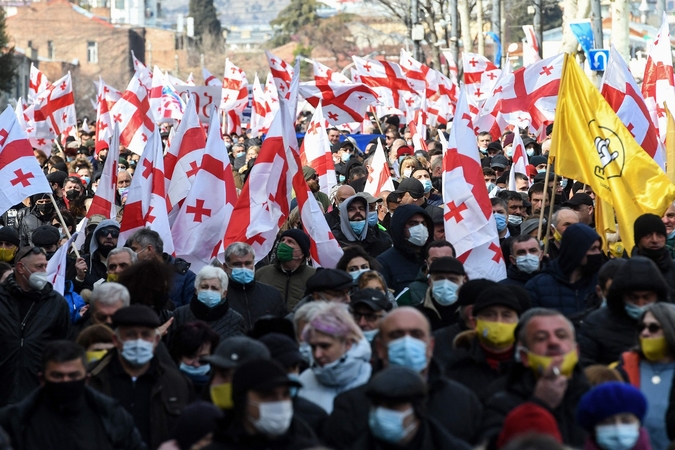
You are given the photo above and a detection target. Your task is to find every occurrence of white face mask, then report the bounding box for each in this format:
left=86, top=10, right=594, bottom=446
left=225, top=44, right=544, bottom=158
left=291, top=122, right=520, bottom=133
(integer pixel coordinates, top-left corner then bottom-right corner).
left=249, top=400, right=293, bottom=436
left=403, top=168, right=413, bottom=178
left=407, top=223, right=429, bottom=247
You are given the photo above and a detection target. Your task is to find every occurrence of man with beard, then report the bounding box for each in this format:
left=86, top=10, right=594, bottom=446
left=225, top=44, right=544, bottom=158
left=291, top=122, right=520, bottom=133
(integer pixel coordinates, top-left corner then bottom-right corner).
left=79, top=220, right=121, bottom=290
left=303, top=166, right=330, bottom=212
left=19, top=194, right=58, bottom=247
left=332, top=193, right=393, bottom=258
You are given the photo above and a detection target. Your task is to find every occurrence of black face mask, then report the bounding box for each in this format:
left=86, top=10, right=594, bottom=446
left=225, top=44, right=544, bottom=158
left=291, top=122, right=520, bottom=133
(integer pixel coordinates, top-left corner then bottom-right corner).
left=43, top=379, right=86, bottom=412
left=581, top=253, right=604, bottom=276
left=36, top=203, right=54, bottom=216
left=65, top=189, right=80, bottom=201
left=640, top=246, right=668, bottom=260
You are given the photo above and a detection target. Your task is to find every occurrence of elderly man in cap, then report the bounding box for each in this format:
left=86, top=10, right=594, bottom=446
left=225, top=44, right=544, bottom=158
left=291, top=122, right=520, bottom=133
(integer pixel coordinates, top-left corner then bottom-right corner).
left=354, top=366, right=471, bottom=449
left=0, top=246, right=71, bottom=406
left=302, top=166, right=330, bottom=212
left=256, top=229, right=316, bottom=310
left=416, top=257, right=468, bottom=331
left=332, top=193, right=392, bottom=258
left=203, top=336, right=271, bottom=410
left=203, top=359, right=318, bottom=450
left=292, top=268, right=354, bottom=313
left=444, top=286, right=521, bottom=400
left=259, top=333, right=328, bottom=434
left=88, top=305, right=193, bottom=449
left=323, top=307, right=483, bottom=448
left=350, top=288, right=393, bottom=343
left=490, top=155, right=509, bottom=179
left=563, top=193, right=594, bottom=226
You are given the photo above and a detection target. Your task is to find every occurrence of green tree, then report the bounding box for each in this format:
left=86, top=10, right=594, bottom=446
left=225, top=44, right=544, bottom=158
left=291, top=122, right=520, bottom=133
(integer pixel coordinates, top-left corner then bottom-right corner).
left=269, top=0, right=321, bottom=47
left=0, top=8, right=16, bottom=93
left=189, top=0, right=222, bottom=42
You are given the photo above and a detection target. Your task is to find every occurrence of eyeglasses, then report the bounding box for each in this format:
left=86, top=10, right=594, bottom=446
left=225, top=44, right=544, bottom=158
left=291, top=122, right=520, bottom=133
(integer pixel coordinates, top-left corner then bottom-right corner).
left=638, top=323, right=661, bottom=334
left=351, top=310, right=384, bottom=323
left=98, top=228, right=120, bottom=238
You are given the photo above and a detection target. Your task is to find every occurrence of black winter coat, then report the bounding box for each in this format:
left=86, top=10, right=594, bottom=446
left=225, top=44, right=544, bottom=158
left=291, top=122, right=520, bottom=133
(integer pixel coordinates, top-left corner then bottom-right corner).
left=331, top=225, right=393, bottom=258
left=480, top=363, right=590, bottom=447
left=0, top=386, right=147, bottom=450
left=203, top=415, right=319, bottom=450
left=173, top=296, right=246, bottom=342
left=226, top=279, right=287, bottom=331
left=348, top=416, right=471, bottom=450
left=0, top=275, right=71, bottom=406
left=498, top=263, right=540, bottom=288
left=432, top=321, right=471, bottom=369
left=322, top=360, right=483, bottom=449
left=577, top=307, right=638, bottom=367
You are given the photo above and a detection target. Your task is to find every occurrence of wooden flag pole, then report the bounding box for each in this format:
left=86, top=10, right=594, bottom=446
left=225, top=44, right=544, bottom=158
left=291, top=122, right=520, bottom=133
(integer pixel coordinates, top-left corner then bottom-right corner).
left=48, top=194, right=81, bottom=259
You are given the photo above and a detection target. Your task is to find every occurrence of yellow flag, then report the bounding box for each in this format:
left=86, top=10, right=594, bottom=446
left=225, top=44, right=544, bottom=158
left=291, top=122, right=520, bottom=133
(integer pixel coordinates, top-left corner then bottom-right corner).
left=550, top=54, right=675, bottom=253
left=594, top=197, right=615, bottom=253
left=665, top=102, right=675, bottom=184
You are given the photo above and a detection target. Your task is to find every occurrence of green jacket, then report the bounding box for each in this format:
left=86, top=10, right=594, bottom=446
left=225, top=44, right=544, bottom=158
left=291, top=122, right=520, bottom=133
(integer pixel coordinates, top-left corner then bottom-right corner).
left=395, top=268, right=429, bottom=306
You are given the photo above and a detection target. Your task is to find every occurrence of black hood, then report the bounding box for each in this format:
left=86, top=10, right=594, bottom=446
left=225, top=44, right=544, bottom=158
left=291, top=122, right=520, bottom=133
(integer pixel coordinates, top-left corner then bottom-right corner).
left=389, top=204, right=433, bottom=256
left=606, top=256, right=669, bottom=318
left=557, top=223, right=600, bottom=276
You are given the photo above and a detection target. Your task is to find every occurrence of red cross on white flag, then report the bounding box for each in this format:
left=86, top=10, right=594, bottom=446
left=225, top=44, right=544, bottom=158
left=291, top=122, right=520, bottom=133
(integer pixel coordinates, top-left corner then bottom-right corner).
left=28, top=64, right=52, bottom=105
left=462, top=52, right=501, bottom=104
left=299, top=102, right=337, bottom=197
left=46, top=232, right=78, bottom=295
left=202, top=67, right=222, bottom=87
left=508, top=132, right=531, bottom=191
left=249, top=74, right=272, bottom=138
left=32, top=72, right=77, bottom=136
left=0, top=106, right=51, bottom=217
left=363, top=138, right=395, bottom=197
left=94, top=76, right=122, bottom=155
left=15, top=98, right=56, bottom=155
left=87, top=124, right=120, bottom=219
left=110, top=72, right=155, bottom=155
left=221, top=59, right=249, bottom=135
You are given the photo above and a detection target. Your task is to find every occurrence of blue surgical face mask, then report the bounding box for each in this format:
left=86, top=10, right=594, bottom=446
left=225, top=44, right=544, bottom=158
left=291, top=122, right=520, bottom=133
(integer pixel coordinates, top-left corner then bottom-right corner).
left=625, top=302, right=645, bottom=320
left=515, top=254, right=540, bottom=274
left=363, top=329, right=379, bottom=342
left=179, top=362, right=211, bottom=377
left=537, top=168, right=546, bottom=173
left=668, top=229, right=675, bottom=240
left=479, top=147, right=488, bottom=154
left=82, top=176, right=91, bottom=185
left=341, top=152, right=351, bottom=162
left=369, top=407, right=416, bottom=443
left=368, top=211, right=379, bottom=227
left=349, top=268, right=369, bottom=281
left=431, top=279, right=460, bottom=306
left=495, top=213, right=507, bottom=232
left=198, top=290, right=222, bottom=308
left=230, top=267, right=255, bottom=284
left=422, top=179, right=433, bottom=193
left=339, top=174, right=346, bottom=183
left=350, top=220, right=366, bottom=234
left=526, top=148, right=535, bottom=157
left=120, top=338, right=154, bottom=366
left=299, top=342, right=312, bottom=364
left=118, top=187, right=129, bottom=197
left=288, top=373, right=301, bottom=397
left=560, top=178, right=568, bottom=188
left=387, top=335, right=427, bottom=372
left=594, top=423, right=640, bottom=450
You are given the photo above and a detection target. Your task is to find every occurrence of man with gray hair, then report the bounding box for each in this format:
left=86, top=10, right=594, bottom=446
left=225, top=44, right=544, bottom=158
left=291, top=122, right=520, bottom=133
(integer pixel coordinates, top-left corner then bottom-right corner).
left=223, top=242, right=287, bottom=330
left=126, top=227, right=196, bottom=308
left=71, top=282, right=131, bottom=338
left=480, top=307, right=590, bottom=447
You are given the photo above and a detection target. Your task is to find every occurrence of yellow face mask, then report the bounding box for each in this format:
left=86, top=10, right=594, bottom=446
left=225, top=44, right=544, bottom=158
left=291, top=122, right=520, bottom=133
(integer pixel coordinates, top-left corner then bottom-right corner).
left=86, top=350, right=108, bottom=363
left=525, top=348, right=578, bottom=378
left=106, top=273, right=119, bottom=282
left=552, top=227, right=563, bottom=243
left=641, top=336, right=669, bottom=362
left=210, top=382, right=233, bottom=410
left=0, top=247, right=16, bottom=263
left=475, top=320, right=517, bottom=349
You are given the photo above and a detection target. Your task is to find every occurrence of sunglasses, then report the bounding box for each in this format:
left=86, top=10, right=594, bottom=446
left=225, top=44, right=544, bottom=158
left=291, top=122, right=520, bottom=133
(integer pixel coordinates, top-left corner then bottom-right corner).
left=98, top=228, right=120, bottom=238
left=637, top=323, right=661, bottom=334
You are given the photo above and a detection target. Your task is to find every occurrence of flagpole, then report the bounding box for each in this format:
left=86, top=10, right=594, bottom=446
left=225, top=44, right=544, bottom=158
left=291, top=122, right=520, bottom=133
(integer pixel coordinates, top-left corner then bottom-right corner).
left=48, top=194, right=81, bottom=259
left=536, top=158, right=553, bottom=242
left=372, top=112, right=385, bottom=135
left=543, top=166, right=559, bottom=255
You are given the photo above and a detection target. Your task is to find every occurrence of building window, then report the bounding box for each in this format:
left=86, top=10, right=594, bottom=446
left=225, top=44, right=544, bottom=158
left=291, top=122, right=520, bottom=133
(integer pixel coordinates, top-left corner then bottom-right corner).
left=87, top=41, right=98, bottom=63
left=115, top=0, right=124, bottom=9
left=47, top=41, right=54, bottom=59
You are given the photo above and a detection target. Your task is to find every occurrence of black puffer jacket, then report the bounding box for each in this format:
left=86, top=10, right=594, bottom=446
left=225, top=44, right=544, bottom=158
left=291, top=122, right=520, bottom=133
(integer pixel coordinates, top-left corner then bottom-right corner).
left=0, top=274, right=71, bottom=406
left=375, top=205, right=433, bottom=295
left=0, top=386, right=146, bottom=450
left=480, top=363, right=590, bottom=447
left=578, top=256, right=670, bottom=367
left=349, top=416, right=471, bottom=450
left=203, top=415, right=318, bottom=450
left=173, top=296, right=245, bottom=342
left=322, top=360, right=483, bottom=449
left=226, top=279, right=287, bottom=331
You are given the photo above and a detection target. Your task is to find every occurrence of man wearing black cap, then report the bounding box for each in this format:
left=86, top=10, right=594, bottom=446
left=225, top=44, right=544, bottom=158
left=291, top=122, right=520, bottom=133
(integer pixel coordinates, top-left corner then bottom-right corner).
left=293, top=268, right=354, bottom=311
left=0, top=226, right=20, bottom=263
left=0, top=340, right=145, bottom=450
left=19, top=194, right=57, bottom=247
left=350, top=288, right=393, bottom=343
left=354, top=366, right=471, bottom=449
left=204, top=359, right=318, bottom=450
left=376, top=205, right=434, bottom=295
left=259, top=333, right=328, bottom=434
left=255, top=229, right=316, bottom=310
left=31, top=225, right=61, bottom=256
left=332, top=193, right=392, bottom=258
left=416, top=257, right=468, bottom=331
left=563, top=193, right=594, bottom=226
left=444, top=286, right=520, bottom=400
left=46, top=170, right=68, bottom=210
left=631, top=213, right=675, bottom=293
left=0, top=246, right=71, bottom=406
left=393, top=178, right=427, bottom=209
left=490, top=155, right=509, bottom=179
left=88, top=305, right=193, bottom=449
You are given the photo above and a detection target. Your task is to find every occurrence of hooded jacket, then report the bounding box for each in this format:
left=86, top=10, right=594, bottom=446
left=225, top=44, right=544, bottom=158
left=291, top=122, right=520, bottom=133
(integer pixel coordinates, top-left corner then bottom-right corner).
left=78, top=219, right=120, bottom=290
left=578, top=257, right=669, bottom=366
left=331, top=196, right=392, bottom=258
left=376, top=205, right=433, bottom=295
left=525, top=224, right=601, bottom=317
left=631, top=245, right=675, bottom=297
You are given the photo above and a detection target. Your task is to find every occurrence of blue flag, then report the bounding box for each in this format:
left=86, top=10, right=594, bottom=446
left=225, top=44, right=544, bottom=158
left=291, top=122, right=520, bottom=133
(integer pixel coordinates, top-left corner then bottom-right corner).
left=485, top=31, right=502, bottom=68
left=569, top=21, right=595, bottom=54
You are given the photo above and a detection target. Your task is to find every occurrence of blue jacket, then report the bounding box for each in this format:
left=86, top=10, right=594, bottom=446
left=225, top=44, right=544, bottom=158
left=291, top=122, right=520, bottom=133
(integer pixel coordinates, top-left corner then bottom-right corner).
left=376, top=205, right=433, bottom=296
left=164, top=254, right=196, bottom=308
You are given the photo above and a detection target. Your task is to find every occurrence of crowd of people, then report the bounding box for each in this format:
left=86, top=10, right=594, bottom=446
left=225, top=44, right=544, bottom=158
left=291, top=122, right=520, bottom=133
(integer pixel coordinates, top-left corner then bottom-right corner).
left=0, top=116, right=672, bottom=450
